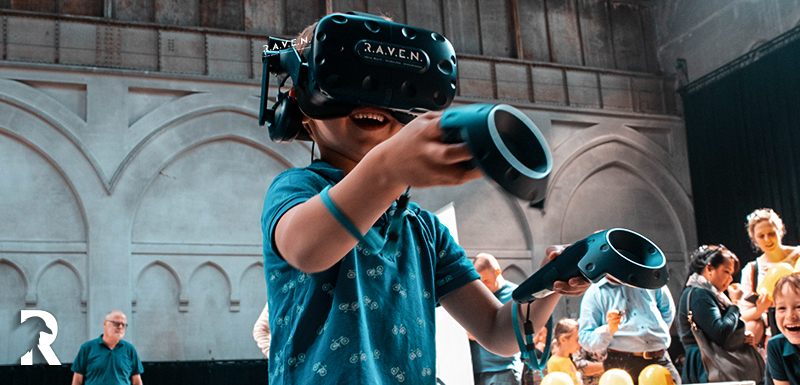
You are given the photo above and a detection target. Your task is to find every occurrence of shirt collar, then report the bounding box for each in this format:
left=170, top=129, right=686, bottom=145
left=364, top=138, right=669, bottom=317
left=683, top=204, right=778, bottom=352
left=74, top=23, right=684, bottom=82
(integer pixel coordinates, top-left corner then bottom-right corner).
left=98, top=334, right=125, bottom=349
left=308, top=160, right=345, bottom=183
left=782, top=337, right=800, bottom=357
left=598, top=277, right=617, bottom=287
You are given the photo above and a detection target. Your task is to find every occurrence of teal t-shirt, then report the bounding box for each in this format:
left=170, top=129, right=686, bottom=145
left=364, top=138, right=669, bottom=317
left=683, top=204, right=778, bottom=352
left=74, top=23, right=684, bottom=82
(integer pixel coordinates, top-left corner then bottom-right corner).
left=262, top=161, right=480, bottom=384
left=469, top=281, right=522, bottom=373
left=767, top=333, right=800, bottom=384
left=71, top=335, right=143, bottom=385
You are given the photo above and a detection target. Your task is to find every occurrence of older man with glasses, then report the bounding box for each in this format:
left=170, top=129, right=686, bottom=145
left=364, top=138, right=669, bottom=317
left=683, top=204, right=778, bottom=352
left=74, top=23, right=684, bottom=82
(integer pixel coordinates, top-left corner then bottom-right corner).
left=71, top=310, right=144, bottom=385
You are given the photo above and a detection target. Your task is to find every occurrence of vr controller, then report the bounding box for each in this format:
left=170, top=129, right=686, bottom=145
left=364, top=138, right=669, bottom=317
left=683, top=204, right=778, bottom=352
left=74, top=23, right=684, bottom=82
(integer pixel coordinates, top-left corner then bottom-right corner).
left=512, top=228, right=669, bottom=303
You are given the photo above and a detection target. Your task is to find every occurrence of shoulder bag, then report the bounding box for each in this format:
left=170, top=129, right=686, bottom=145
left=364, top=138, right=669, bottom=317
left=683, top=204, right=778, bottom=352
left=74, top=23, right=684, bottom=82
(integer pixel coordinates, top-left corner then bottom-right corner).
left=687, top=288, right=765, bottom=384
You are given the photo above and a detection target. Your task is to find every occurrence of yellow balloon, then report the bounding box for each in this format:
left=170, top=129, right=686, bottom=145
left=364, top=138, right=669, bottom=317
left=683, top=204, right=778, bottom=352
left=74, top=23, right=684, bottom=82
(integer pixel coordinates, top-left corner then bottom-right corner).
left=757, top=262, right=796, bottom=300
left=795, top=257, right=800, bottom=272
left=542, top=371, right=576, bottom=385
left=600, top=369, right=634, bottom=385
left=639, top=364, right=675, bottom=385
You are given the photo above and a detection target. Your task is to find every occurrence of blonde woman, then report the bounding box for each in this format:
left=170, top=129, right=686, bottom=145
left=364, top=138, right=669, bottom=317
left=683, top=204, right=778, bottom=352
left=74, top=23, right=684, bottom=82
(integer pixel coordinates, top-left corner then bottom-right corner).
left=740, top=209, right=800, bottom=342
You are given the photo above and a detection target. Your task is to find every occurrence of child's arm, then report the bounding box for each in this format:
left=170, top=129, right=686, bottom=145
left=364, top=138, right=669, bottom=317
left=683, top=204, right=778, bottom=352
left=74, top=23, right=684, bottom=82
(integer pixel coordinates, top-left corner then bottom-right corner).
left=274, top=112, right=483, bottom=273
left=440, top=247, right=590, bottom=356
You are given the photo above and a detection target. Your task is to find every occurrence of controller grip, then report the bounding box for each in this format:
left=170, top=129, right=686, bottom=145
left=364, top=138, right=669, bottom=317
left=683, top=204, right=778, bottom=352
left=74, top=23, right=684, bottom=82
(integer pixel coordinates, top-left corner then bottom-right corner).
left=512, top=240, right=587, bottom=302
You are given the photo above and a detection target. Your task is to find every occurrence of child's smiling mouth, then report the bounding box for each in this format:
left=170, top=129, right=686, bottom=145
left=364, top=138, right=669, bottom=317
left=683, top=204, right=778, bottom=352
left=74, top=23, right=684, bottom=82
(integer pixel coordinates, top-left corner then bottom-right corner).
left=350, top=108, right=391, bottom=130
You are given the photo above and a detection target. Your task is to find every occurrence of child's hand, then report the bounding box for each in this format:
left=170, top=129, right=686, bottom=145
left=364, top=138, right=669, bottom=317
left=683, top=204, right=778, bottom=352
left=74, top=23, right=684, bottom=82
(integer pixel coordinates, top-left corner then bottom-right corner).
left=371, top=111, right=483, bottom=189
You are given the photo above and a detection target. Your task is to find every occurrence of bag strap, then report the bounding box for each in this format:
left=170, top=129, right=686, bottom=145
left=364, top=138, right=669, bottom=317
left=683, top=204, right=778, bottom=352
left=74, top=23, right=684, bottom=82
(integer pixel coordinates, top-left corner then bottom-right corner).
left=751, top=260, right=757, bottom=293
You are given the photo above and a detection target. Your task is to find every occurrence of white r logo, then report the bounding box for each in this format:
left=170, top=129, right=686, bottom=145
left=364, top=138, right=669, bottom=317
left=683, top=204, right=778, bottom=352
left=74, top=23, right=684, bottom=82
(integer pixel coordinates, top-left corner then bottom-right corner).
left=20, top=310, right=61, bottom=365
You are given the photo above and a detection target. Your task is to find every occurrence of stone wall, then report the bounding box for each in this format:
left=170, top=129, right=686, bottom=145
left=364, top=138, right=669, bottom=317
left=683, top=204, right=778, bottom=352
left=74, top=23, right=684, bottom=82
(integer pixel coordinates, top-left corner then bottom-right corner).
left=2, top=0, right=661, bottom=72
left=653, top=0, right=800, bottom=80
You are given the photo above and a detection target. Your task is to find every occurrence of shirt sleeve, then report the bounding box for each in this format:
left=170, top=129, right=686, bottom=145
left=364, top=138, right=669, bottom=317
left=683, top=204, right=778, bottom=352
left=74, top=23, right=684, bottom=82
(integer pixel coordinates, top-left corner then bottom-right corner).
left=261, top=168, right=332, bottom=259
left=767, top=336, right=788, bottom=381
left=421, top=211, right=480, bottom=303
left=657, top=286, right=676, bottom=327
left=578, top=286, right=614, bottom=352
left=690, top=288, right=742, bottom=347
left=130, top=346, right=144, bottom=375
left=253, top=301, right=271, bottom=356
left=70, top=344, right=87, bottom=374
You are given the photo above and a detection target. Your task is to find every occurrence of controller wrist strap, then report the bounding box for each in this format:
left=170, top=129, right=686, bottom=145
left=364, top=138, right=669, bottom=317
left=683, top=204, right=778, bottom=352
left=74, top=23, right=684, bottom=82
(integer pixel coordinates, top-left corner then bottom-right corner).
left=319, top=185, right=410, bottom=256
left=513, top=301, right=552, bottom=375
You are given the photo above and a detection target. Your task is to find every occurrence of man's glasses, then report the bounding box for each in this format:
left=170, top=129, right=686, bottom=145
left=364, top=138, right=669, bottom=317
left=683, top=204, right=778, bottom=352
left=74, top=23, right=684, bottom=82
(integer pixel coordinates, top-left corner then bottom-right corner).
left=105, top=320, right=128, bottom=328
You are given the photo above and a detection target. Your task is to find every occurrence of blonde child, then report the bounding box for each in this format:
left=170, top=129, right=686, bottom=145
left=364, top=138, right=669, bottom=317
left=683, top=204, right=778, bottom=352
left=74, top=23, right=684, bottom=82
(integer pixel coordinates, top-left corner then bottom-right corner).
left=547, top=318, right=581, bottom=385
left=767, top=272, right=800, bottom=385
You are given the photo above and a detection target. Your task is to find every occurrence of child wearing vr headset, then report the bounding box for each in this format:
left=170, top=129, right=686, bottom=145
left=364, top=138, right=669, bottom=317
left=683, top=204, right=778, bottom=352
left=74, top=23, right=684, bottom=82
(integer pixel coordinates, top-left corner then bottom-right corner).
left=260, top=12, right=589, bottom=384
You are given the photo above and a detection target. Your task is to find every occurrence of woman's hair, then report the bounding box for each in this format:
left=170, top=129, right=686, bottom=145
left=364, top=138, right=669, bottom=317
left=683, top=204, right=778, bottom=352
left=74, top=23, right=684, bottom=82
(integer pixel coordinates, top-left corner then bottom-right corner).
left=552, top=318, right=578, bottom=346
left=773, top=272, right=800, bottom=302
left=746, top=208, right=786, bottom=247
left=685, top=245, right=740, bottom=287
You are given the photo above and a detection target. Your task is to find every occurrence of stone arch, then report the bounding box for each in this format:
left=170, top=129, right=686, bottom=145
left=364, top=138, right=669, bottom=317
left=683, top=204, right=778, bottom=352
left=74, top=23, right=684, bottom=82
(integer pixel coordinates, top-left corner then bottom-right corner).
left=0, top=258, right=28, bottom=296
left=131, top=259, right=185, bottom=360
left=0, top=127, right=89, bottom=242
left=238, top=261, right=266, bottom=304
left=114, top=91, right=312, bottom=192
left=549, top=128, right=680, bottom=197
left=238, top=261, right=267, bottom=333
left=121, top=106, right=312, bottom=244
left=545, top=135, right=695, bottom=254
left=31, top=259, right=85, bottom=308
left=0, top=259, right=29, bottom=363
left=0, top=78, right=107, bottom=193
left=183, top=261, right=241, bottom=360
left=188, top=261, right=233, bottom=310
left=133, top=260, right=185, bottom=310
left=502, top=263, right=528, bottom=286
left=35, top=259, right=88, bottom=359
left=545, top=138, right=696, bottom=301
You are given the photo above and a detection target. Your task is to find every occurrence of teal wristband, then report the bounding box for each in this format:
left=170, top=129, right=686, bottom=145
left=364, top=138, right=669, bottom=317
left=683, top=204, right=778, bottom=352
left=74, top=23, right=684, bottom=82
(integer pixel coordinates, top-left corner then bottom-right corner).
left=319, top=186, right=384, bottom=254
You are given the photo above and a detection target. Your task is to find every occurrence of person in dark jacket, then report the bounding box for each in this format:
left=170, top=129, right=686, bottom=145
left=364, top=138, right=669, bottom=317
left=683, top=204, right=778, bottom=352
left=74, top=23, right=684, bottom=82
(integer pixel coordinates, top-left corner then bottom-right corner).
left=677, top=245, right=753, bottom=383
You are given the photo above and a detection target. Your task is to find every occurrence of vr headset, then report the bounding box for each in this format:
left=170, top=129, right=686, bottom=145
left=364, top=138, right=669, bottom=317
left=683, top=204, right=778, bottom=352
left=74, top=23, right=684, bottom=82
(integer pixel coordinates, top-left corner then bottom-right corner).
left=259, top=12, right=458, bottom=142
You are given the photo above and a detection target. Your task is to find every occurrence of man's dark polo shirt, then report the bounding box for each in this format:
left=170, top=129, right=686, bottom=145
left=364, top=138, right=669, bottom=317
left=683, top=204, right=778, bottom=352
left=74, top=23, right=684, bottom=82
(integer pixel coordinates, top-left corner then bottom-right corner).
left=71, top=334, right=144, bottom=385
left=768, top=334, right=800, bottom=385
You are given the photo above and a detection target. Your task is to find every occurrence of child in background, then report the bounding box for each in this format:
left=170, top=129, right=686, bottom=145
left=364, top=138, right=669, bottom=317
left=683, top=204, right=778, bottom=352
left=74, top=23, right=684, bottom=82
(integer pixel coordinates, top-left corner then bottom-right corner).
left=547, top=318, right=581, bottom=385
left=767, top=272, right=800, bottom=385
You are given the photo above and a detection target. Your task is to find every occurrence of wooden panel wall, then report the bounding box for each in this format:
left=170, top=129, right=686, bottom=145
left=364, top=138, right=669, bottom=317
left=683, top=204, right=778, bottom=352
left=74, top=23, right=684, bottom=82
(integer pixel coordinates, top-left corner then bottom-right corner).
left=2, top=0, right=661, bottom=74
